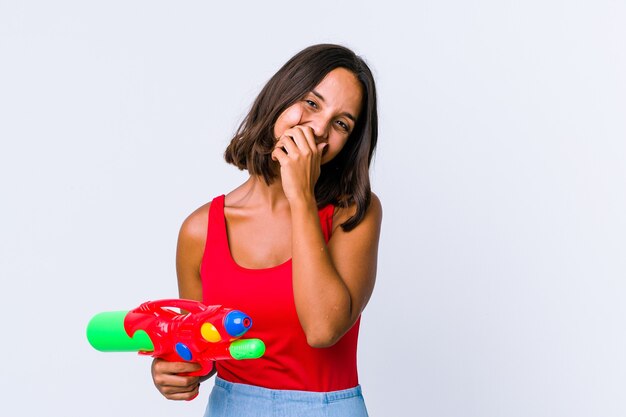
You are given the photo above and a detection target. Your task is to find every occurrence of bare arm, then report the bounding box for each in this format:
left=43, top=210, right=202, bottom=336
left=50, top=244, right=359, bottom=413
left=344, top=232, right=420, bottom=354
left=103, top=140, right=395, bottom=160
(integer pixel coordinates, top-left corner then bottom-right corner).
left=290, top=195, right=382, bottom=347
left=151, top=204, right=216, bottom=400
left=273, top=126, right=383, bottom=347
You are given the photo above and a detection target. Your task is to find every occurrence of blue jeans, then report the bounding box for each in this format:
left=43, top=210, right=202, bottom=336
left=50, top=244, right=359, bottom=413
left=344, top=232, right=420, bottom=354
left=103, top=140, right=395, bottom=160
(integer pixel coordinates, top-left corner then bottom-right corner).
left=204, top=376, right=369, bottom=417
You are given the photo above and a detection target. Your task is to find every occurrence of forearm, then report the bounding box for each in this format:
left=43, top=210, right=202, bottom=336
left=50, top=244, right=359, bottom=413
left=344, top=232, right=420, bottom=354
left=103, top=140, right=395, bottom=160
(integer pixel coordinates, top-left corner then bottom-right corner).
left=290, top=197, right=354, bottom=347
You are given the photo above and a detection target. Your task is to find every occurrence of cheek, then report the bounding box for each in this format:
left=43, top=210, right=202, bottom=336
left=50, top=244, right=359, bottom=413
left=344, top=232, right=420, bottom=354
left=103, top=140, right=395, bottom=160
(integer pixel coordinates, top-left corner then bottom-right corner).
left=274, top=105, right=304, bottom=138
left=322, top=135, right=350, bottom=164
left=333, top=134, right=350, bottom=153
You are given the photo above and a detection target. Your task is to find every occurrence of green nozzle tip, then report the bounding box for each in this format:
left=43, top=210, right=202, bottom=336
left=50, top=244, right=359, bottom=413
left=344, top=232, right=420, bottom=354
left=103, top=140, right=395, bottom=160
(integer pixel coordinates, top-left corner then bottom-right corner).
left=229, top=339, right=265, bottom=360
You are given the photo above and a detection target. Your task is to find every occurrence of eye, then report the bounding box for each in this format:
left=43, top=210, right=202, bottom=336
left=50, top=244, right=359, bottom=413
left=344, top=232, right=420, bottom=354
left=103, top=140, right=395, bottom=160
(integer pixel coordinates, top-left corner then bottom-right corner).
left=336, top=120, right=350, bottom=132
left=305, top=99, right=318, bottom=109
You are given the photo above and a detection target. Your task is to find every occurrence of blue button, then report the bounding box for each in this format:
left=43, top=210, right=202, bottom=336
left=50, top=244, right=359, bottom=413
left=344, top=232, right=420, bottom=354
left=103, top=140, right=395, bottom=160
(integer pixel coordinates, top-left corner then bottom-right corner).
left=175, top=342, right=193, bottom=361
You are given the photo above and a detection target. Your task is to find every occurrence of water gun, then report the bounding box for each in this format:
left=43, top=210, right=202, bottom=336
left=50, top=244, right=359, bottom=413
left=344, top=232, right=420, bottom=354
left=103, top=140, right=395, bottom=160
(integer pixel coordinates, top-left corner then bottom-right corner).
left=86, top=299, right=265, bottom=378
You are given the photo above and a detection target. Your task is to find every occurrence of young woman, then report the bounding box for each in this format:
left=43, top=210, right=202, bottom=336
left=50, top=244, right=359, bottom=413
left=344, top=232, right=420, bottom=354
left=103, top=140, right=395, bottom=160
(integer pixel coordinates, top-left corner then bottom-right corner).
left=151, top=44, right=382, bottom=417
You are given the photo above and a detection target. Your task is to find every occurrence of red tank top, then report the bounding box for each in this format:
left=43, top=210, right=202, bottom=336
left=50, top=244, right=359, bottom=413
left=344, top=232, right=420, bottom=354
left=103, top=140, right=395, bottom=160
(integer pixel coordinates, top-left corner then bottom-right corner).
left=200, top=195, right=360, bottom=392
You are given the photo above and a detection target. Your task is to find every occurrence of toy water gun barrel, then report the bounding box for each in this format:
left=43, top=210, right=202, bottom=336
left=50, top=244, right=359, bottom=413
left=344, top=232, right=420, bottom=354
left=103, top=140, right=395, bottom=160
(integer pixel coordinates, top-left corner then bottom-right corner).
left=86, top=311, right=154, bottom=352
left=226, top=339, right=265, bottom=359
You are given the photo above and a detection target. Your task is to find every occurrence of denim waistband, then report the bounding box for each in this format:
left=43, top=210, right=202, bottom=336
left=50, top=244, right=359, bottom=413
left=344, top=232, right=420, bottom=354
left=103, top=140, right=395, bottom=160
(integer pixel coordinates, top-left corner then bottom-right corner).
left=214, top=376, right=363, bottom=404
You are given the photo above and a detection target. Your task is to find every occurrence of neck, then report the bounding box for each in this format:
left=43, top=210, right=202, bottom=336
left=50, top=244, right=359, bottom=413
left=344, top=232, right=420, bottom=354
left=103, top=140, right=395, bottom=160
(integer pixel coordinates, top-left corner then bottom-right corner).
left=230, top=175, right=290, bottom=212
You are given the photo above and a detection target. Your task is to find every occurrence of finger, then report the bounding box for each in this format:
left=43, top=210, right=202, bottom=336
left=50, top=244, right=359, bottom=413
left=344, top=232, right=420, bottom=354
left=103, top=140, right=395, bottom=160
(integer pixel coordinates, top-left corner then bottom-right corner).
left=155, top=372, right=199, bottom=389
left=286, top=126, right=315, bottom=155
left=295, top=125, right=318, bottom=154
left=275, top=134, right=299, bottom=156
left=153, top=359, right=201, bottom=375
left=317, top=142, right=328, bottom=156
left=163, top=382, right=201, bottom=401
left=154, top=361, right=202, bottom=374
left=271, top=147, right=289, bottom=165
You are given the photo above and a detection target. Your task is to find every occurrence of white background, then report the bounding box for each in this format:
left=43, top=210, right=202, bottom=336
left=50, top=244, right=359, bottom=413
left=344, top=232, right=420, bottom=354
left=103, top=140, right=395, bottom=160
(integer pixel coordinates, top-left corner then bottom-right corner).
left=1, top=1, right=625, bottom=416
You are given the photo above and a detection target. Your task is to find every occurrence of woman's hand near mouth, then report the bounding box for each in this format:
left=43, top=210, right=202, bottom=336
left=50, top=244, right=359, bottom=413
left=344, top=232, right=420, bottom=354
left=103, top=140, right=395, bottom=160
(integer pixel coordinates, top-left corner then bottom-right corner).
left=272, top=125, right=328, bottom=206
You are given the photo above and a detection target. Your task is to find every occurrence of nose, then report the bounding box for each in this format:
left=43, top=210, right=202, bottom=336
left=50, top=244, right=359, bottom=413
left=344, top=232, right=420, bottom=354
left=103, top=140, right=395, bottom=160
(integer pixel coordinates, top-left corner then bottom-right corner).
left=306, top=116, right=330, bottom=142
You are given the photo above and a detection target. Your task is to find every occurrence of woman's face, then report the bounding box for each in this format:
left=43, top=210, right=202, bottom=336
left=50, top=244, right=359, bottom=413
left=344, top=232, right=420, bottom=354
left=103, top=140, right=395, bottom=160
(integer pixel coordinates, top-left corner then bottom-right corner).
left=273, top=67, right=363, bottom=164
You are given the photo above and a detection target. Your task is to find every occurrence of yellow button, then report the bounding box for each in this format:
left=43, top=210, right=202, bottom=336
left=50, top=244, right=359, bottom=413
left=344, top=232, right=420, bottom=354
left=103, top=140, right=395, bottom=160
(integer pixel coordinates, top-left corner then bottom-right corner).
left=201, top=323, right=221, bottom=343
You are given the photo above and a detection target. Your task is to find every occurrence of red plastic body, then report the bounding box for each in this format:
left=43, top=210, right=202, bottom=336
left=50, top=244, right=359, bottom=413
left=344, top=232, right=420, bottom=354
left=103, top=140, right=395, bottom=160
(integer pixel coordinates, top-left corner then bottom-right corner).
left=123, top=299, right=251, bottom=377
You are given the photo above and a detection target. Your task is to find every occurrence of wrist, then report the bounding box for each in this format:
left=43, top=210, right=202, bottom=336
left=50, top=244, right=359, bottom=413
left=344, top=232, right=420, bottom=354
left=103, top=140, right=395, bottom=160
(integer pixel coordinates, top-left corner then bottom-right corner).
left=288, top=194, right=317, bottom=213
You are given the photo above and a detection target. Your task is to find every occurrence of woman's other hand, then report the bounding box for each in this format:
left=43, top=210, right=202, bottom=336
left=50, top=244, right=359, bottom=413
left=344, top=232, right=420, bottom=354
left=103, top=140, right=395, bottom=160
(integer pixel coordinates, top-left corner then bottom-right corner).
left=151, top=358, right=212, bottom=401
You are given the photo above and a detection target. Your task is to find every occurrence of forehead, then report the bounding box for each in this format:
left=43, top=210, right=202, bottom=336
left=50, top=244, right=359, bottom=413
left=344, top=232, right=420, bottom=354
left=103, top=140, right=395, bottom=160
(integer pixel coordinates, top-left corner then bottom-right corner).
left=313, top=68, right=363, bottom=118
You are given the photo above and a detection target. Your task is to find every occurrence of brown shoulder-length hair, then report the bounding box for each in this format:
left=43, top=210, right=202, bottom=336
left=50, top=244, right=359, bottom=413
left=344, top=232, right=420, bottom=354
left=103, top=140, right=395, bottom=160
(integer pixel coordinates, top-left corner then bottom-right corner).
left=224, top=44, right=378, bottom=231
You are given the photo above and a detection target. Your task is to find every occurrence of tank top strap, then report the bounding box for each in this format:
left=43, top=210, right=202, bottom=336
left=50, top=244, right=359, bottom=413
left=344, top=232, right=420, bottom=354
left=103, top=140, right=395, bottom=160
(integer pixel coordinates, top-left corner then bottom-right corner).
left=205, top=194, right=228, bottom=261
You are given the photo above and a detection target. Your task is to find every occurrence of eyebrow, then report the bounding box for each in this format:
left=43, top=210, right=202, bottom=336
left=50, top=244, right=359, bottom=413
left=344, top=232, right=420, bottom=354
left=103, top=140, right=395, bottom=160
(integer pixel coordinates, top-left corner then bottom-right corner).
left=311, top=90, right=357, bottom=122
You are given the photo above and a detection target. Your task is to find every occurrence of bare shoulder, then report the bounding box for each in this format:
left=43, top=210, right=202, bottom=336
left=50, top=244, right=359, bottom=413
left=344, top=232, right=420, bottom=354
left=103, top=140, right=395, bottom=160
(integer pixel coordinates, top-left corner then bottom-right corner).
left=179, top=201, right=211, bottom=246
left=176, top=202, right=211, bottom=302
left=332, top=192, right=383, bottom=234
left=367, top=192, right=383, bottom=222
